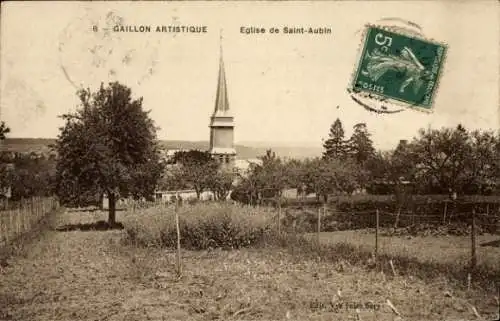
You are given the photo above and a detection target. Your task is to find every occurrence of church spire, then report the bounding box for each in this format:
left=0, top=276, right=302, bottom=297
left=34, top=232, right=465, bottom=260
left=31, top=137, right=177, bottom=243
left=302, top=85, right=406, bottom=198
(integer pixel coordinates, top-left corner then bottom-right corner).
left=208, top=30, right=236, bottom=163
left=213, top=30, right=230, bottom=116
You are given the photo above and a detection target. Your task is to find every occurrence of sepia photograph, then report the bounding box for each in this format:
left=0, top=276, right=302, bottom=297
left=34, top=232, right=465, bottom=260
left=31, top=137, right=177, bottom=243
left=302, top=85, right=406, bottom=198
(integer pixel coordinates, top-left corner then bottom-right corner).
left=0, top=1, right=499, bottom=320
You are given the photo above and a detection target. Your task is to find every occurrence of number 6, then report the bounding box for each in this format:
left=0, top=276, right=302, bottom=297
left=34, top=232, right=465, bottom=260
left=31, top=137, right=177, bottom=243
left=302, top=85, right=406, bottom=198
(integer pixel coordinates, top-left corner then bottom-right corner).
left=375, top=33, right=392, bottom=47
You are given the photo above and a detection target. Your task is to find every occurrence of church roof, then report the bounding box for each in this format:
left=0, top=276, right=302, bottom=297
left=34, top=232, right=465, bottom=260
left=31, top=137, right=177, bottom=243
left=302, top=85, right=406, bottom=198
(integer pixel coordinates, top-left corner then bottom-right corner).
left=212, top=41, right=232, bottom=118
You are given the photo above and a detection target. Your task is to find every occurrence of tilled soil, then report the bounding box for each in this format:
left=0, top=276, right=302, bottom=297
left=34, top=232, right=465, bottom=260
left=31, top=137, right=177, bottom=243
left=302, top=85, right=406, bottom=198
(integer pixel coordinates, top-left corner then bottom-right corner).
left=0, top=210, right=498, bottom=321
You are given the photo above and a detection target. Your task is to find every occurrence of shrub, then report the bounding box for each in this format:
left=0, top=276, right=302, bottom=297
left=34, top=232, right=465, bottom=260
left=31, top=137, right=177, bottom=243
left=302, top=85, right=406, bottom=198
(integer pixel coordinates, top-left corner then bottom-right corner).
left=125, top=203, right=276, bottom=250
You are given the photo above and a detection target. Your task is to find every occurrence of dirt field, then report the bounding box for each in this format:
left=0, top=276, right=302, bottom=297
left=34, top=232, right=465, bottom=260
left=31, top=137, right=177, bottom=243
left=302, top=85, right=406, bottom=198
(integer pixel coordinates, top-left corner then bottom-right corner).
left=0, top=209, right=498, bottom=321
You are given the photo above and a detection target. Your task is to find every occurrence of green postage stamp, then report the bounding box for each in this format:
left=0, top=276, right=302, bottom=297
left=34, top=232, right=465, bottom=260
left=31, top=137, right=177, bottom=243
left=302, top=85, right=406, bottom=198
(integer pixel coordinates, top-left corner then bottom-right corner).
left=349, top=24, right=447, bottom=113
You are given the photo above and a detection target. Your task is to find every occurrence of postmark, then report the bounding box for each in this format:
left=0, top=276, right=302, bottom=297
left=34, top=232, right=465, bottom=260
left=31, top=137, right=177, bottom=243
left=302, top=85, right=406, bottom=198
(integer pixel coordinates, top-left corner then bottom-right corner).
left=58, top=10, right=161, bottom=90
left=348, top=21, right=447, bottom=114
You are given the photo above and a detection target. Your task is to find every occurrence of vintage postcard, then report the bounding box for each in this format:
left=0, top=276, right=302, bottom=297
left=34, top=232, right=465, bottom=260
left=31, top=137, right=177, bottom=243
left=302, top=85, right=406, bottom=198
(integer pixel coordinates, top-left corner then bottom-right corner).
left=0, top=1, right=499, bottom=321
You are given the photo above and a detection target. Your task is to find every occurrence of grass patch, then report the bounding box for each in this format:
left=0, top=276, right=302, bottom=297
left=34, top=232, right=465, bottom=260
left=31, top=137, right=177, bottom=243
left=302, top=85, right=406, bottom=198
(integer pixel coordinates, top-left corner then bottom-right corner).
left=124, top=203, right=499, bottom=293
left=290, top=233, right=500, bottom=292
left=124, top=203, right=277, bottom=250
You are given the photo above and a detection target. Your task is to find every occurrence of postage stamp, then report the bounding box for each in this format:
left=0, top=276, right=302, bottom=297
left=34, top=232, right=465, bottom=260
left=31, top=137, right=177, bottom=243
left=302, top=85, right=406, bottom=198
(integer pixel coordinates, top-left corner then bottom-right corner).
left=348, top=24, right=447, bottom=113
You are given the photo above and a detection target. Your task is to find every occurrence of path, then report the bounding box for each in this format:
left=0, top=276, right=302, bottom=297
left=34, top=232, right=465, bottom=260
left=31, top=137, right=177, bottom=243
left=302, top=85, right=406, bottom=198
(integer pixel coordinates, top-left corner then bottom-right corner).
left=0, top=210, right=171, bottom=321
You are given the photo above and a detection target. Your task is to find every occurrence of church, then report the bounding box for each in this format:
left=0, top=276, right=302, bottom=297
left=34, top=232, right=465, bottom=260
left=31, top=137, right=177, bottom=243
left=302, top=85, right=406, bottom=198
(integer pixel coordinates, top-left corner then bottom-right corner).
left=208, top=42, right=237, bottom=167
left=151, top=40, right=261, bottom=203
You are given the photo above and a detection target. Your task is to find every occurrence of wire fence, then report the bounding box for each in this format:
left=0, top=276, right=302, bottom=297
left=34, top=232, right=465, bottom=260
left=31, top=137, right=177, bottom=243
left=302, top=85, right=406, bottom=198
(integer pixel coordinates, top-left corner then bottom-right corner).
left=275, top=202, right=500, bottom=282
left=0, top=197, right=59, bottom=247
left=120, top=195, right=499, bottom=288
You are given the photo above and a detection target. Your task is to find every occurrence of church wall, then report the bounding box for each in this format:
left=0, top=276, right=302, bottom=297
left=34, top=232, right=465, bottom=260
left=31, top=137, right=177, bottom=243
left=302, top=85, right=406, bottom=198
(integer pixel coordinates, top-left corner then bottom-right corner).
left=211, top=127, right=234, bottom=149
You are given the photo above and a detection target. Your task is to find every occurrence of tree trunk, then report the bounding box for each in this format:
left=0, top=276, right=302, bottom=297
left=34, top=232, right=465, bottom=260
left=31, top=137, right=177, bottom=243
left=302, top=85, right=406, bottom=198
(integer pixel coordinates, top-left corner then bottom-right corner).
left=98, top=193, right=104, bottom=210
left=108, top=192, right=116, bottom=225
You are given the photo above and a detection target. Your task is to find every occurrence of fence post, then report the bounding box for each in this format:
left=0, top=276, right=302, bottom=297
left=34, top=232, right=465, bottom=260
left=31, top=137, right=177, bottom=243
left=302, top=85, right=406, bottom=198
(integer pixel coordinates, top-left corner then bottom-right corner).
left=317, top=206, right=321, bottom=244
left=277, top=196, right=281, bottom=235
left=0, top=212, right=4, bottom=246
left=175, top=197, right=182, bottom=278
left=470, top=208, right=477, bottom=271
left=8, top=210, right=12, bottom=243
left=443, top=201, right=448, bottom=225
left=16, top=206, right=20, bottom=236
left=375, top=209, right=379, bottom=262
left=20, top=202, right=25, bottom=234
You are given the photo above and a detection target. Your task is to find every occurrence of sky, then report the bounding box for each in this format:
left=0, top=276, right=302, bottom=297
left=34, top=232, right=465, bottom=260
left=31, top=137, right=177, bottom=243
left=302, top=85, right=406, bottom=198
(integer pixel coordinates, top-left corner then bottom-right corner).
left=1, top=1, right=498, bottom=150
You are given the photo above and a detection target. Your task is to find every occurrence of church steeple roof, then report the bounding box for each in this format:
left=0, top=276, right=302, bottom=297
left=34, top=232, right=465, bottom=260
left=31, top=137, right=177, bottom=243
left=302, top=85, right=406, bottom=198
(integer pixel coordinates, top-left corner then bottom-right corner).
left=212, top=34, right=231, bottom=117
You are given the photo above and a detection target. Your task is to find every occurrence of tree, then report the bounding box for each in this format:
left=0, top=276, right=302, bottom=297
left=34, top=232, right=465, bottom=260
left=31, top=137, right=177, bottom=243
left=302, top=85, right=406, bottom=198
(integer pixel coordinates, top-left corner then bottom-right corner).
left=207, top=169, right=235, bottom=201
left=171, top=150, right=219, bottom=199
left=231, top=162, right=262, bottom=205
left=10, top=154, right=56, bottom=200
left=0, top=122, right=10, bottom=140
left=463, top=129, right=497, bottom=194
left=256, top=149, right=289, bottom=200
left=410, top=124, right=471, bottom=196
left=303, top=158, right=360, bottom=203
left=366, top=140, right=416, bottom=190
left=231, top=149, right=289, bottom=205
left=493, top=131, right=500, bottom=192
left=323, top=118, right=348, bottom=160
left=172, top=150, right=213, bottom=165
left=54, top=82, right=164, bottom=224
left=348, top=123, right=375, bottom=164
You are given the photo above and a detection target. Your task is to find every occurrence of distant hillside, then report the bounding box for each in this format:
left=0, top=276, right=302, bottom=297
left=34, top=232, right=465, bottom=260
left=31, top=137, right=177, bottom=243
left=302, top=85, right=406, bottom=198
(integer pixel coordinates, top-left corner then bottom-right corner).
left=0, top=138, right=56, bottom=153
left=0, top=138, right=322, bottom=160
left=159, top=140, right=322, bottom=160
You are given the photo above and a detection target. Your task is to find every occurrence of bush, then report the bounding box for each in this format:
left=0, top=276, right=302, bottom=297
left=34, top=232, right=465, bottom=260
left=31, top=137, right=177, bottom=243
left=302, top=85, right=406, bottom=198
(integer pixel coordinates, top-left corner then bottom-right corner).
left=280, top=196, right=500, bottom=235
left=125, top=203, right=276, bottom=250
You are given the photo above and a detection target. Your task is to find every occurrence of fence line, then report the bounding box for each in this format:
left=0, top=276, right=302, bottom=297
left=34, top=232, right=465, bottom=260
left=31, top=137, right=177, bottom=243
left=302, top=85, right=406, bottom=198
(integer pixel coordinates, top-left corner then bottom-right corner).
left=0, top=197, right=59, bottom=247
left=125, top=199, right=498, bottom=289
left=279, top=203, right=498, bottom=284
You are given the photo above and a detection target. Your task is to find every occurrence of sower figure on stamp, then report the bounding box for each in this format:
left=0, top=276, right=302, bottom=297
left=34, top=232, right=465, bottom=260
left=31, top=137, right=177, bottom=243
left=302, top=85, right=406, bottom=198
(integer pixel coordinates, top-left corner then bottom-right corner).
left=361, top=46, right=433, bottom=95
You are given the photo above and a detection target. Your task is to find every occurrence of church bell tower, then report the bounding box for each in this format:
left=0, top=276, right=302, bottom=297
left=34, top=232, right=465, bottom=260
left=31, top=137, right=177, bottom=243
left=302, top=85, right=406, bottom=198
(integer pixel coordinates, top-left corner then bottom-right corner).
left=209, top=35, right=236, bottom=166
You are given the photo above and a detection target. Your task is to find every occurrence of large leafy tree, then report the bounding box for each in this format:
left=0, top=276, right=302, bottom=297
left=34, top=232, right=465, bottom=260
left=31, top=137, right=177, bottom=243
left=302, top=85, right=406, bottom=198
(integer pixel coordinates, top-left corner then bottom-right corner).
left=348, top=123, right=375, bottom=164
left=323, top=118, right=348, bottom=160
left=54, top=82, right=164, bottom=224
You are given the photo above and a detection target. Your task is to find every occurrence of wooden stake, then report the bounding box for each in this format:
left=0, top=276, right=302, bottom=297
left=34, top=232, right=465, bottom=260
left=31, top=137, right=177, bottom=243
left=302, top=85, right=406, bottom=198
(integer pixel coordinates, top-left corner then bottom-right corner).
left=389, top=259, right=397, bottom=276
left=0, top=214, right=4, bottom=246
left=277, top=196, right=281, bottom=235
left=175, top=198, right=182, bottom=277
left=375, top=209, right=379, bottom=261
left=8, top=210, right=12, bottom=243
left=471, top=209, right=477, bottom=271
left=317, top=206, right=321, bottom=244
left=443, top=201, right=448, bottom=225
left=16, top=207, right=20, bottom=235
